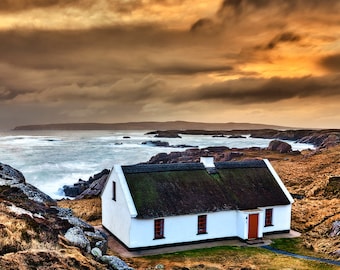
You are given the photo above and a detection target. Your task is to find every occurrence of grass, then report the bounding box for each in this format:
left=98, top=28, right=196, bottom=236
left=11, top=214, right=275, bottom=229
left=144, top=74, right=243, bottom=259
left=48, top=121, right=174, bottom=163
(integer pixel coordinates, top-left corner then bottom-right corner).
left=130, top=245, right=340, bottom=270
left=270, top=238, right=336, bottom=260
left=271, top=238, right=305, bottom=253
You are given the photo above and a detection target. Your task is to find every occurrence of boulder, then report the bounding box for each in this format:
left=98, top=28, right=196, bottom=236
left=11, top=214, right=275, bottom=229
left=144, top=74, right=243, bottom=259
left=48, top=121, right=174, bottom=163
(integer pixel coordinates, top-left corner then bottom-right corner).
left=100, top=255, right=134, bottom=270
left=267, top=140, right=292, bottom=153
left=91, top=247, right=102, bottom=258
left=64, top=226, right=91, bottom=253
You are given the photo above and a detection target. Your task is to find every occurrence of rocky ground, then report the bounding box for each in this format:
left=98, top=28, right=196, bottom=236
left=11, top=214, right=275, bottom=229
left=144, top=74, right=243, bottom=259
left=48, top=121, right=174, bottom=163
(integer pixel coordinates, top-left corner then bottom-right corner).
left=0, top=163, right=132, bottom=270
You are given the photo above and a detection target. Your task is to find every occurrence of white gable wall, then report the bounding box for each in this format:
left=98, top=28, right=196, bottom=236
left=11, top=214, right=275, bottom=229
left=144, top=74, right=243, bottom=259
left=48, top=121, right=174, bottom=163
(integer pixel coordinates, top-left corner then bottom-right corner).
left=101, top=165, right=136, bottom=247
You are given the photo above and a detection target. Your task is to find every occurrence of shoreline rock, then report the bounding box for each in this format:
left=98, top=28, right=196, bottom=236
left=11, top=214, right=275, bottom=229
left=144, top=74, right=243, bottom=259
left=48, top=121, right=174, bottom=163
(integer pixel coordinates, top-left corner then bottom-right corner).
left=141, top=140, right=197, bottom=148
left=63, top=169, right=110, bottom=198
left=147, top=129, right=340, bottom=148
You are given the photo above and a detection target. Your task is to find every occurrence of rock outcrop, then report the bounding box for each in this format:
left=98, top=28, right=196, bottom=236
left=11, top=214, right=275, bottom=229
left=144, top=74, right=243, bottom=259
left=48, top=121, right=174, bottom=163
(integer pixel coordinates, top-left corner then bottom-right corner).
left=63, top=169, right=110, bottom=199
left=267, top=140, right=292, bottom=153
left=1, top=162, right=55, bottom=205
left=0, top=162, right=26, bottom=185
left=0, top=162, right=133, bottom=269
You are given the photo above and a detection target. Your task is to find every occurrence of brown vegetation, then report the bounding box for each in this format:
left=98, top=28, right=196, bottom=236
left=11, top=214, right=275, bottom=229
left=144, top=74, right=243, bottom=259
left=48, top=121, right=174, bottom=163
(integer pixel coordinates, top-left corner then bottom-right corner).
left=0, top=186, right=105, bottom=270
left=58, top=198, right=102, bottom=226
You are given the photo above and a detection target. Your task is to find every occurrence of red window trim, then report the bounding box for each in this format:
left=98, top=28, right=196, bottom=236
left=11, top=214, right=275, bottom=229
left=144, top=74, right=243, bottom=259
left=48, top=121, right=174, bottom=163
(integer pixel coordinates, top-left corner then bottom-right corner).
left=154, top=219, right=164, bottom=239
left=197, top=215, right=207, bottom=234
left=265, top=208, right=273, bottom=227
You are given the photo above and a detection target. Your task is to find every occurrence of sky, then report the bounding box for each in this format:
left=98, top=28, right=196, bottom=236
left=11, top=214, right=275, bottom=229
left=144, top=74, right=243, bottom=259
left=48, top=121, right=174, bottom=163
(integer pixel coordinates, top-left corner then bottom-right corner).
left=0, top=0, right=340, bottom=130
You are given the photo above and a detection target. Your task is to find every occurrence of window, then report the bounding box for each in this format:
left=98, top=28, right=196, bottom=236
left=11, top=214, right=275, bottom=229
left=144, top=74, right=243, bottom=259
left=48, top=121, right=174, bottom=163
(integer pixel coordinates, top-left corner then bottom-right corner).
left=154, top=219, right=164, bottom=239
left=197, top=215, right=207, bottom=234
left=265, top=208, right=273, bottom=226
left=112, top=181, right=116, bottom=201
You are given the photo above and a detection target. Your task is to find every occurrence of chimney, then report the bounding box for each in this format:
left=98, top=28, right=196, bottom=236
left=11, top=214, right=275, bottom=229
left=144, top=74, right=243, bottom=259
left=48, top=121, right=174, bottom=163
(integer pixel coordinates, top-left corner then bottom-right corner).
left=200, top=156, right=216, bottom=174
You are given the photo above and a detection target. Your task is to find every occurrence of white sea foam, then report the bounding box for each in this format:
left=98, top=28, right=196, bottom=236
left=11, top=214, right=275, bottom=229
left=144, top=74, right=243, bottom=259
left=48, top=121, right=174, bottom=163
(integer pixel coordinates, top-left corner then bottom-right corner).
left=0, top=130, right=314, bottom=198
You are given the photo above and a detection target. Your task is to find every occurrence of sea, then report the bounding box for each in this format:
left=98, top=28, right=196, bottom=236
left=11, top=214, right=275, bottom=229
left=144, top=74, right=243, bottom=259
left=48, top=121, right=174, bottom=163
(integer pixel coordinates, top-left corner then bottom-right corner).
left=0, top=130, right=314, bottom=199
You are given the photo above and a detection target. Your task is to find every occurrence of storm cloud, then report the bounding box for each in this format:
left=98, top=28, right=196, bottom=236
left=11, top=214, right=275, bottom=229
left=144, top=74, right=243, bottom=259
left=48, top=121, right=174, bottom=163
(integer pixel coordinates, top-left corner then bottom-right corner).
left=0, top=0, right=339, bottom=129
left=167, top=75, right=340, bottom=104
left=319, top=54, right=340, bottom=72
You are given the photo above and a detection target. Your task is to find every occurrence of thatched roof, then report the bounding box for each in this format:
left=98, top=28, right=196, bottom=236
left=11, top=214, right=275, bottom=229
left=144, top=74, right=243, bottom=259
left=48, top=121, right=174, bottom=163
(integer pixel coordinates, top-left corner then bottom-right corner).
left=122, top=160, right=291, bottom=219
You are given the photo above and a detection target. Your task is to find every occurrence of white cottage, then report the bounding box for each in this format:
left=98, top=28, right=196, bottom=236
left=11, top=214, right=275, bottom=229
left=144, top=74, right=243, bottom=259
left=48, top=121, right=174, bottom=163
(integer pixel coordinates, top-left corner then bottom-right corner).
left=101, top=158, right=293, bottom=250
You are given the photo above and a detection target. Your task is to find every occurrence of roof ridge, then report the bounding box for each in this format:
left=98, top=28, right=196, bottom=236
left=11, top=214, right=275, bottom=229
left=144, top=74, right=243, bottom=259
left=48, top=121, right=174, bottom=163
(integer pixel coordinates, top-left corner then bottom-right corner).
left=122, top=162, right=205, bottom=174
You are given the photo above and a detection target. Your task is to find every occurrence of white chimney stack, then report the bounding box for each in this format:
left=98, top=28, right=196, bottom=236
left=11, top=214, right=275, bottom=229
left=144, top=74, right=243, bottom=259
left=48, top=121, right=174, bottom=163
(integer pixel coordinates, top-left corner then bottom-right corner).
left=200, top=156, right=215, bottom=168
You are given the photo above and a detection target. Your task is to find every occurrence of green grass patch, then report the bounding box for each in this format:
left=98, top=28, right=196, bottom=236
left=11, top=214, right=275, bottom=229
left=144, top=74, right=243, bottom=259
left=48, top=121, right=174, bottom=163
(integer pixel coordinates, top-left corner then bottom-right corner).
left=137, top=244, right=339, bottom=269
left=270, top=238, right=332, bottom=259
left=270, top=238, right=302, bottom=253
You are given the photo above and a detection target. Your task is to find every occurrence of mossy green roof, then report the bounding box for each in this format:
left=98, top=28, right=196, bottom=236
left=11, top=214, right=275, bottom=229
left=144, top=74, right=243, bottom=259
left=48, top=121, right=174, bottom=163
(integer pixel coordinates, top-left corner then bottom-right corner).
left=122, top=160, right=290, bottom=218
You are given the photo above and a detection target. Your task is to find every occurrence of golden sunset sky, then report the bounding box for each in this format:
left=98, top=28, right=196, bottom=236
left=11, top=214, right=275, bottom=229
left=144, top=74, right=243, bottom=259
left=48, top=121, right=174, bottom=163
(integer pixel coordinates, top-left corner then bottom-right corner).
left=0, top=0, right=340, bottom=129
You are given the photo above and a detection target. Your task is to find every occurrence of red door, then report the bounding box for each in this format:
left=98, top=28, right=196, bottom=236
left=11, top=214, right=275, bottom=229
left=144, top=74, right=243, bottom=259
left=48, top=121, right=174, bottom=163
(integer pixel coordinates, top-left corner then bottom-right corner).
left=248, top=214, right=259, bottom=239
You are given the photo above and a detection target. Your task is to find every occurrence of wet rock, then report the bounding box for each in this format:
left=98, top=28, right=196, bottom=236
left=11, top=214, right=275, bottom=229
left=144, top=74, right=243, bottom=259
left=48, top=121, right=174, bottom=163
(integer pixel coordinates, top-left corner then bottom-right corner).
left=142, top=140, right=170, bottom=147
left=267, top=140, right=292, bottom=153
left=229, top=135, right=246, bottom=139
left=154, top=130, right=181, bottom=138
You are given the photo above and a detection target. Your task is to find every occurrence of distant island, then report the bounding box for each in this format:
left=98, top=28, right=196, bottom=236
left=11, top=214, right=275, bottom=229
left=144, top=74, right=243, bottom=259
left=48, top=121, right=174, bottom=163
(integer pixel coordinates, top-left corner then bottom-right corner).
left=13, top=121, right=293, bottom=131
